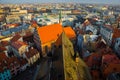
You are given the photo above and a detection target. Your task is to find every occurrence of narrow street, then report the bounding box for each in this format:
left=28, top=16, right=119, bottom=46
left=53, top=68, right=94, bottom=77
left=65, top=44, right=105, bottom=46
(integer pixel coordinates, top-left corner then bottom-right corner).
left=12, top=57, right=51, bottom=80
left=34, top=57, right=51, bottom=80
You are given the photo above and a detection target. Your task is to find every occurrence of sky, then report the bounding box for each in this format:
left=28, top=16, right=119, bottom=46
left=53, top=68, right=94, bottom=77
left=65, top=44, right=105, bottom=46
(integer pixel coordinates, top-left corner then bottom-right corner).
left=0, top=0, right=120, bottom=4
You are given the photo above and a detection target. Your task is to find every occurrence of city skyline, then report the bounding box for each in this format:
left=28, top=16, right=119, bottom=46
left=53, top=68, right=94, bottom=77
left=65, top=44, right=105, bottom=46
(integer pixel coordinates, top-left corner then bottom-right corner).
left=0, top=0, right=120, bottom=4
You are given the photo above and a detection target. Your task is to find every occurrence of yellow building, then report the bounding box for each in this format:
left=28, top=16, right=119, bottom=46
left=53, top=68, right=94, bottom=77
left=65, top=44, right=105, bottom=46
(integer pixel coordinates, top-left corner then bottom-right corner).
left=0, top=9, right=5, bottom=14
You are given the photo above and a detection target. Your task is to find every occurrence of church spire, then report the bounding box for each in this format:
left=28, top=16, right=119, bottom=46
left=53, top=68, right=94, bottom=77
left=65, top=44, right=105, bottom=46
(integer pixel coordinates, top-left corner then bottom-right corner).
left=59, top=10, right=62, bottom=24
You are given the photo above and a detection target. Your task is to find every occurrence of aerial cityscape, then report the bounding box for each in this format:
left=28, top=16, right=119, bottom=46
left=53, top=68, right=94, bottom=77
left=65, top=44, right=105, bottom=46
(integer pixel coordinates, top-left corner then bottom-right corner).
left=0, top=0, right=120, bottom=80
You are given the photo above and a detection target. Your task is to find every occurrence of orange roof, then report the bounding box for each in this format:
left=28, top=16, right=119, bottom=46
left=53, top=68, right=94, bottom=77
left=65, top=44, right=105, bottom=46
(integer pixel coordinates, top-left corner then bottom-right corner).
left=112, top=28, right=120, bottom=39
left=37, top=24, right=76, bottom=44
left=63, top=27, right=76, bottom=39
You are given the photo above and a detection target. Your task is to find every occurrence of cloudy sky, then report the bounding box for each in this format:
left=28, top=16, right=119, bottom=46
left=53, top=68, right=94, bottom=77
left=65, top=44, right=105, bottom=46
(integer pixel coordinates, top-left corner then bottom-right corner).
left=0, top=0, right=120, bottom=4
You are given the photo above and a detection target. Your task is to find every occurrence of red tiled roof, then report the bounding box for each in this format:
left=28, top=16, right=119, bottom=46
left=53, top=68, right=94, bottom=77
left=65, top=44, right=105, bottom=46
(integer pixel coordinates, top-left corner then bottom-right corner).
left=0, top=53, right=8, bottom=72
left=102, top=54, right=120, bottom=65
left=1, top=41, right=9, bottom=46
left=91, top=70, right=100, bottom=80
left=25, top=47, right=38, bottom=59
left=98, top=47, right=113, bottom=55
left=0, top=46, right=6, bottom=52
left=24, top=31, right=33, bottom=37
left=20, top=59, right=28, bottom=66
left=11, top=34, right=22, bottom=42
left=112, top=28, right=120, bottom=39
left=36, top=24, right=76, bottom=44
left=0, top=52, right=8, bottom=61
left=5, top=23, right=20, bottom=28
left=96, top=41, right=106, bottom=50
left=0, top=53, right=20, bottom=72
left=11, top=41, right=27, bottom=50
left=7, top=56, right=20, bottom=69
left=86, top=53, right=101, bottom=67
left=103, top=63, right=120, bottom=77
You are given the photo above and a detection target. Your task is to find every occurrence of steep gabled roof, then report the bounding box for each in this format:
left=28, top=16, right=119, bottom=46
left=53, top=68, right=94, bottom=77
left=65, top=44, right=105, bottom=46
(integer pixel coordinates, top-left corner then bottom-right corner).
left=36, top=24, right=76, bottom=44
left=102, top=54, right=120, bottom=65
left=1, top=40, right=9, bottom=46
left=7, top=56, right=20, bottom=69
left=10, top=34, right=22, bottom=42
left=25, top=47, right=39, bottom=59
left=64, top=27, right=76, bottom=39
left=0, top=52, right=8, bottom=72
left=11, top=41, right=27, bottom=50
left=0, top=46, right=6, bottom=52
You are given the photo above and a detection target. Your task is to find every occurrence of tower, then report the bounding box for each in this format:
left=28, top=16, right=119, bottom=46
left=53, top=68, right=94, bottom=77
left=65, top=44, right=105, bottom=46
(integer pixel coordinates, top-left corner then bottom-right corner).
left=59, top=10, right=62, bottom=24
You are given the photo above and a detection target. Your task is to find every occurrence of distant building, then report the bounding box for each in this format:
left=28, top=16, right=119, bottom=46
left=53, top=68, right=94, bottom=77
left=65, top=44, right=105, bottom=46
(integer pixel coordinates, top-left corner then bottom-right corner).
left=1, top=23, right=29, bottom=36
left=61, top=10, right=72, bottom=14
left=100, top=25, right=120, bottom=57
left=5, top=23, right=20, bottom=29
left=1, top=30, right=11, bottom=36
left=6, top=15, right=21, bottom=24
left=72, top=10, right=81, bottom=14
left=10, top=9, right=27, bottom=15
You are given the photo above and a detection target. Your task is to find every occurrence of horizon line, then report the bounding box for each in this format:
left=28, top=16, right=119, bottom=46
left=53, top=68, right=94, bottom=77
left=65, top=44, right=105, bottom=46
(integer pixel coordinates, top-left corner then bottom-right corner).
left=0, top=2, right=120, bottom=5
